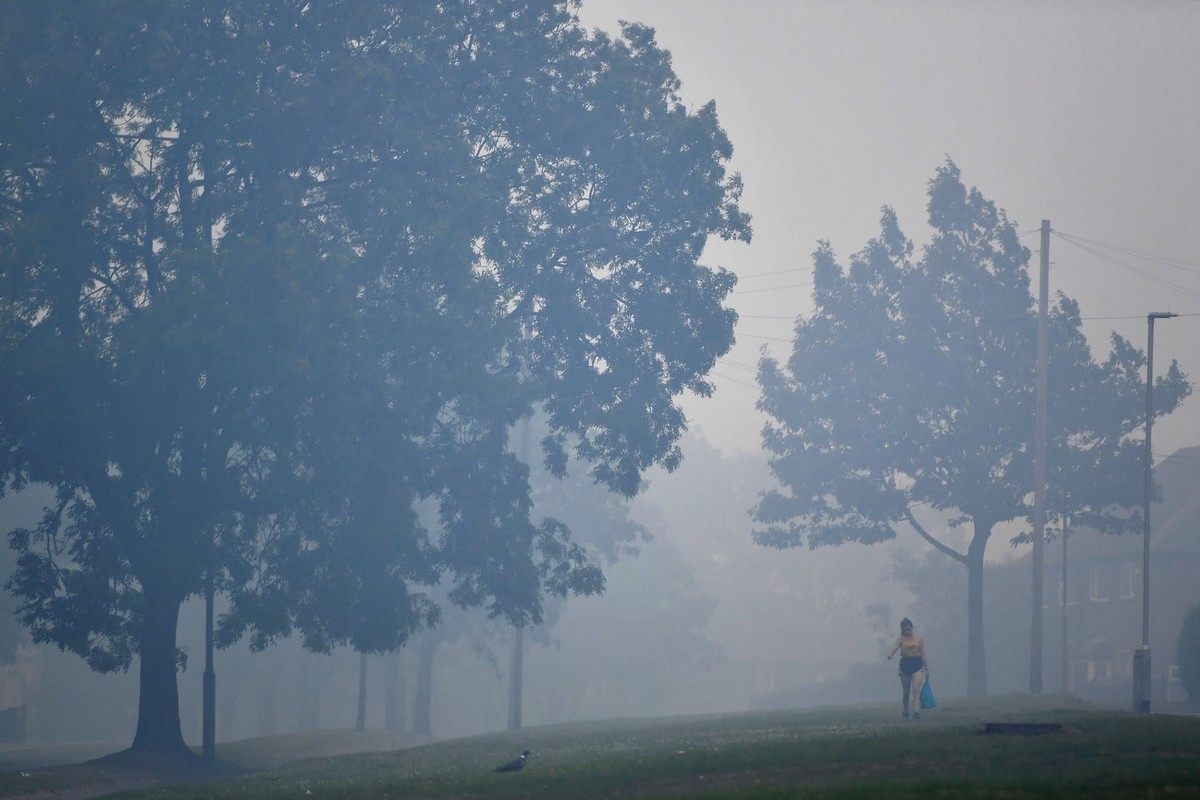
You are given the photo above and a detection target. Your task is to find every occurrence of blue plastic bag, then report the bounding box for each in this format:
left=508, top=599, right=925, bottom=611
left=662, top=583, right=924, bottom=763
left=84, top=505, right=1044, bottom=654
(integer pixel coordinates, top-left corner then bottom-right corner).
left=920, top=679, right=936, bottom=710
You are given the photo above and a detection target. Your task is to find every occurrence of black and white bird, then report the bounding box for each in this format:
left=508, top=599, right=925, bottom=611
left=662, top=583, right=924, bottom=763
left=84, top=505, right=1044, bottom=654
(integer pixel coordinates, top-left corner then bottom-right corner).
left=495, top=750, right=531, bottom=772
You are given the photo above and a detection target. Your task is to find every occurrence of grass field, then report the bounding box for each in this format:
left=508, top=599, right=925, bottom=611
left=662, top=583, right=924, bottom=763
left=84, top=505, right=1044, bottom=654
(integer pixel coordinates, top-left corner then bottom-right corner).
left=3, top=694, right=1199, bottom=799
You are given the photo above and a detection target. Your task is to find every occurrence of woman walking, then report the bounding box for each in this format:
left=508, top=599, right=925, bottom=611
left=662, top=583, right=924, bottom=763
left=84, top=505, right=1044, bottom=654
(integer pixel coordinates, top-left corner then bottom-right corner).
left=886, top=617, right=929, bottom=718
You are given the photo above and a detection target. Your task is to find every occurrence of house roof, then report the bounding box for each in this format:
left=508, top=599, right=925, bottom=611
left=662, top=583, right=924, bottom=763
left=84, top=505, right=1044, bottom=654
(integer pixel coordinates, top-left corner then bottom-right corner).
left=1150, top=445, right=1200, bottom=553
left=1045, top=445, right=1200, bottom=564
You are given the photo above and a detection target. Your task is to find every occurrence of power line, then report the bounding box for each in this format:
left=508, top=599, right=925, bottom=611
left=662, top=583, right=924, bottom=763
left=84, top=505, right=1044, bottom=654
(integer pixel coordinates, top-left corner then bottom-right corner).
left=1050, top=231, right=1200, bottom=302
left=732, top=282, right=812, bottom=295
left=736, top=268, right=811, bottom=280
left=716, top=356, right=758, bottom=373
left=734, top=331, right=794, bottom=344
left=708, top=370, right=760, bottom=391
left=727, top=227, right=1200, bottom=333
left=1053, top=231, right=1200, bottom=273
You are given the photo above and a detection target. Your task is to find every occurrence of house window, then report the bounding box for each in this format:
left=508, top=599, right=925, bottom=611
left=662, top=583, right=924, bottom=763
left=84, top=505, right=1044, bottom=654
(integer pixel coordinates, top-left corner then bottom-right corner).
left=1120, top=562, right=1136, bottom=600
left=1089, top=566, right=1111, bottom=602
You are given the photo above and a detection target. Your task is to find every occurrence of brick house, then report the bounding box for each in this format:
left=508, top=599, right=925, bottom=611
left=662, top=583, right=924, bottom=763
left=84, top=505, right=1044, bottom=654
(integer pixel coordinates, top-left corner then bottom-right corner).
left=1042, top=445, right=1200, bottom=707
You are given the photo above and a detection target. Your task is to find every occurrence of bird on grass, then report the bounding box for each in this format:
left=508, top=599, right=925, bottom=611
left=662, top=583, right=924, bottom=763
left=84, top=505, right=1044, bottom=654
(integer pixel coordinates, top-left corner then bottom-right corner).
left=495, top=750, right=531, bottom=772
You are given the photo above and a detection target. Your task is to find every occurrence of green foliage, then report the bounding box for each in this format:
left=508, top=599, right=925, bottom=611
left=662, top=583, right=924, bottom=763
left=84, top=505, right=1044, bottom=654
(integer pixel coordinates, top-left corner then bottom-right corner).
left=1178, top=602, right=1200, bottom=703
left=756, top=161, right=1188, bottom=551
left=0, top=0, right=748, bottom=750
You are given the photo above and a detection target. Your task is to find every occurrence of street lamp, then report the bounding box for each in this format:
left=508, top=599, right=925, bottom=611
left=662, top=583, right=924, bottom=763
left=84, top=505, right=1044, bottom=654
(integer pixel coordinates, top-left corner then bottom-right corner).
left=1134, top=311, right=1176, bottom=714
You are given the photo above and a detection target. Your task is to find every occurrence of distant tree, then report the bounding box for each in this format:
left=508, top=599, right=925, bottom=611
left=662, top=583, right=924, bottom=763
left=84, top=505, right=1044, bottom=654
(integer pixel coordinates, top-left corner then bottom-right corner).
left=526, top=532, right=720, bottom=722
left=407, top=598, right=504, bottom=738
left=400, top=442, right=652, bottom=737
left=383, top=650, right=406, bottom=734
left=412, top=631, right=438, bottom=738
left=754, top=161, right=1189, bottom=695
left=0, top=522, right=20, bottom=665
left=504, top=436, right=653, bottom=722
left=531, top=435, right=653, bottom=569
left=0, top=488, right=50, bottom=664
left=0, top=1, right=749, bottom=757
left=1178, top=603, right=1200, bottom=704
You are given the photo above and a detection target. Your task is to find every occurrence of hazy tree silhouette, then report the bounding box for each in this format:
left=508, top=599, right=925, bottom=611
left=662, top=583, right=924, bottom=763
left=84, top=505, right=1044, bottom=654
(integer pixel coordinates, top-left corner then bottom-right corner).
left=0, top=1, right=749, bottom=756
left=754, top=162, right=1188, bottom=694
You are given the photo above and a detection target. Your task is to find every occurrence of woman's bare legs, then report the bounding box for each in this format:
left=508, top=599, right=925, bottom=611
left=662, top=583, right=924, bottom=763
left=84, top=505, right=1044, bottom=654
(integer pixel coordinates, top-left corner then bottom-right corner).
left=911, top=670, right=925, bottom=717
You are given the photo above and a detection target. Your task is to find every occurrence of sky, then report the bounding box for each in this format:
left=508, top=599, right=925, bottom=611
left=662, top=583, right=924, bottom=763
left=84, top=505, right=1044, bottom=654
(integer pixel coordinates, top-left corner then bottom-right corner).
left=577, top=0, right=1200, bottom=460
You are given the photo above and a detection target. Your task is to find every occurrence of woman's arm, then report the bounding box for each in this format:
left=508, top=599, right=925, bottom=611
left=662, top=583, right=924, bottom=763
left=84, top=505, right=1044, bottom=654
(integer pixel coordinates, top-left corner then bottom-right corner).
left=887, top=637, right=900, bottom=659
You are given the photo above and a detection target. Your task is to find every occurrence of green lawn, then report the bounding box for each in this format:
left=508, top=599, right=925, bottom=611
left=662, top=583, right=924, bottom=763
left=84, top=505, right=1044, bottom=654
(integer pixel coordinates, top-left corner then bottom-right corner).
left=4, top=695, right=1200, bottom=799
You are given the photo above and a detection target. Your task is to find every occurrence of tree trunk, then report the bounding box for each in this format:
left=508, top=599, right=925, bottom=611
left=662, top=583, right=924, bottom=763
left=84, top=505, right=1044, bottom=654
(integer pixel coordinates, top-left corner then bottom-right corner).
left=131, top=585, right=190, bottom=755
left=297, top=655, right=320, bottom=732
left=255, top=664, right=277, bottom=737
left=965, top=520, right=993, bottom=696
left=218, top=669, right=239, bottom=742
left=413, top=636, right=435, bottom=737
left=355, top=652, right=368, bottom=732
left=384, top=652, right=405, bottom=733
left=507, top=626, right=523, bottom=730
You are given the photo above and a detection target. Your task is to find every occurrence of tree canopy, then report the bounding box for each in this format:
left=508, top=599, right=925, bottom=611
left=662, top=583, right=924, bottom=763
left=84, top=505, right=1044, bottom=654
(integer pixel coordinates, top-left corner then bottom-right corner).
left=754, top=161, right=1188, bottom=694
left=0, top=0, right=749, bottom=755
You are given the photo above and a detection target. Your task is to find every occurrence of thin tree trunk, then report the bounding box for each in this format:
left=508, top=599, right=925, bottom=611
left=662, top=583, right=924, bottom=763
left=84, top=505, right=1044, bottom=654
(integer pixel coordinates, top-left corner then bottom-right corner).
left=384, top=652, right=405, bottom=733
left=297, top=655, right=319, bottom=732
left=256, top=664, right=277, bottom=737
left=218, top=664, right=241, bottom=741
left=131, top=585, right=191, bottom=755
left=507, top=627, right=523, bottom=730
left=413, top=636, right=435, bottom=737
left=356, top=652, right=368, bottom=732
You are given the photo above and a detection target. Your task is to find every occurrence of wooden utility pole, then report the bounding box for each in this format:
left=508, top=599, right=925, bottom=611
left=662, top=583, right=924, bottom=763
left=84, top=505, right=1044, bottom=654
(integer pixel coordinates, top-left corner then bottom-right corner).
left=1030, top=219, right=1050, bottom=694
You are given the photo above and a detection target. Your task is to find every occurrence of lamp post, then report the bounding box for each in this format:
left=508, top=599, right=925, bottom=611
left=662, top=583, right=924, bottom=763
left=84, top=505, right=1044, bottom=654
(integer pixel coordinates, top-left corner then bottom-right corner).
left=1134, top=311, right=1176, bottom=713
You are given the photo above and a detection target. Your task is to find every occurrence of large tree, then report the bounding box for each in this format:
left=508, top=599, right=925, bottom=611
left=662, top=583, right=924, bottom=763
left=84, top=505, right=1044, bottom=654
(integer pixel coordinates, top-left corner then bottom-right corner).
left=754, top=162, right=1187, bottom=695
left=0, top=1, right=749, bottom=756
